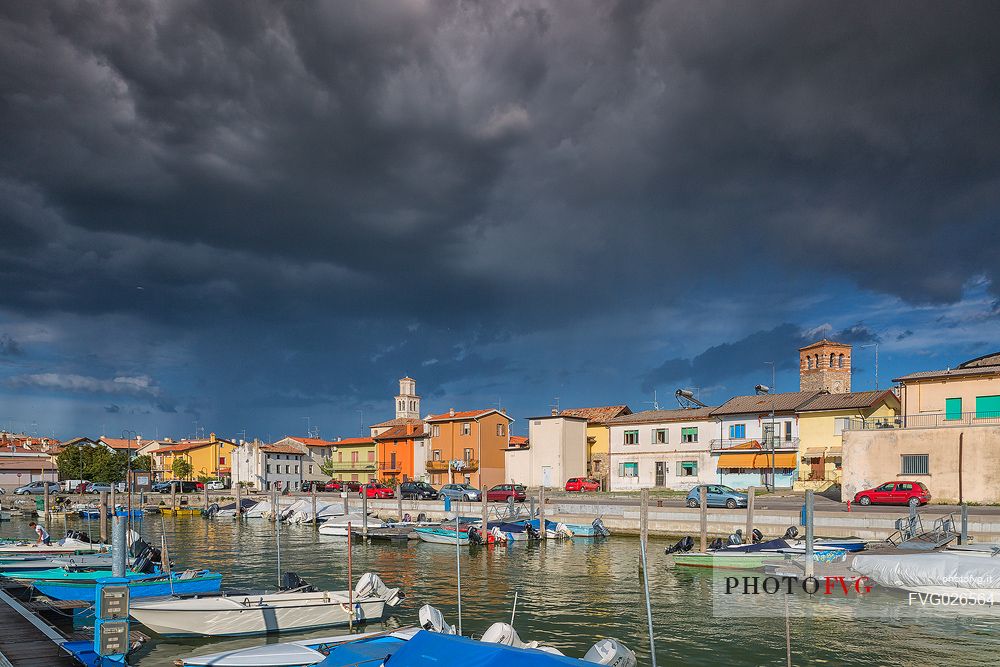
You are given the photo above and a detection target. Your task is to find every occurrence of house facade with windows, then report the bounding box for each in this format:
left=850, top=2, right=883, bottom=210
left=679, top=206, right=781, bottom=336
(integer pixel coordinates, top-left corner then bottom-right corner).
left=232, top=440, right=305, bottom=491
left=606, top=407, right=717, bottom=491
left=425, top=408, right=513, bottom=488
left=506, top=414, right=587, bottom=488
left=373, top=422, right=429, bottom=483
left=154, top=434, right=236, bottom=482
left=842, top=351, right=1000, bottom=504
left=558, top=405, right=631, bottom=485
left=708, top=393, right=818, bottom=489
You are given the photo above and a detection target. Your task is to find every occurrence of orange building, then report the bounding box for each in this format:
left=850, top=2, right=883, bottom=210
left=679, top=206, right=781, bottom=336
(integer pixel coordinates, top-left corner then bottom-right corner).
left=373, top=423, right=426, bottom=483
left=425, top=408, right=513, bottom=488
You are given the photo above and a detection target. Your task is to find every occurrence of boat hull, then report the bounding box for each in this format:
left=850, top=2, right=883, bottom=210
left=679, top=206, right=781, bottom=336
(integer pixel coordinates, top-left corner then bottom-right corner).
left=131, top=591, right=388, bottom=637
left=415, top=528, right=469, bottom=545
left=32, top=571, right=223, bottom=602
left=673, top=553, right=772, bottom=569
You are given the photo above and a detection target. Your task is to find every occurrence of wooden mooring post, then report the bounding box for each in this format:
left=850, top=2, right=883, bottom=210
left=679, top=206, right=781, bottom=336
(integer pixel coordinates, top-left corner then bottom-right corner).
left=311, top=484, right=318, bottom=529
left=234, top=482, right=242, bottom=519
left=744, top=486, right=755, bottom=542
left=109, top=483, right=116, bottom=514
left=481, top=485, right=489, bottom=530
left=397, top=484, right=403, bottom=521
left=170, top=483, right=177, bottom=511
left=640, top=488, right=650, bottom=549
left=804, top=489, right=815, bottom=579
left=538, top=486, right=546, bottom=540
left=98, top=492, right=109, bottom=542
left=43, top=480, right=50, bottom=519
left=203, top=483, right=209, bottom=511
left=699, top=485, right=708, bottom=553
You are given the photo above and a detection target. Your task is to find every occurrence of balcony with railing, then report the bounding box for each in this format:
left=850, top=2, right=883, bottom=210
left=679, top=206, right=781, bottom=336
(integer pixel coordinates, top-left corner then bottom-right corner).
left=324, top=460, right=377, bottom=472
left=379, top=461, right=403, bottom=473
left=710, top=437, right=800, bottom=453
left=426, top=459, right=479, bottom=473
left=845, top=411, right=1000, bottom=431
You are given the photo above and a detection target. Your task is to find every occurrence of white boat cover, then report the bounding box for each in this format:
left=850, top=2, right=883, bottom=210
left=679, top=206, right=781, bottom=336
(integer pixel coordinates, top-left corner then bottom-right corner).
left=852, top=553, right=1000, bottom=590
left=182, top=643, right=326, bottom=666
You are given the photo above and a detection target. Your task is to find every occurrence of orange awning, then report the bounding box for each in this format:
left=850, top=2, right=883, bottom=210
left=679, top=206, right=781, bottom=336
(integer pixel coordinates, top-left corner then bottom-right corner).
left=717, top=452, right=797, bottom=469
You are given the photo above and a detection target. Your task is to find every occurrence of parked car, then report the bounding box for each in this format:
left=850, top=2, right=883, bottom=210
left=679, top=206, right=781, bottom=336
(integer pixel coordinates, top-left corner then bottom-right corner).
left=439, top=483, right=481, bottom=501
left=854, top=481, right=930, bottom=507
left=13, top=481, right=60, bottom=495
left=565, top=477, right=601, bottom=492
left=323, top=480, right=343, bottom=492
left=155, top=480, right=200, bottom=494
left=205, top=480, right=227, bottom=491
left=343, top=481, right=363, bottom=493
left=360, top=483, right=395, bottom=499
left=685, top=484, right=748, bottom=509
left=86, top=482, right=114, bottom=493
left=486, top=484, right=527, bottom=503
left=298, top=480, right=321, bottom=492
left=400, top=481, right=438, bottom=500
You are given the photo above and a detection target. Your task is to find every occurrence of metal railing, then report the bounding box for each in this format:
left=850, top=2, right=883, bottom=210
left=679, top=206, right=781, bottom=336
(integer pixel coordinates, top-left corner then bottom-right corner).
left=378, top=461, right=402, bottom=472
left=709, top=437, right=800, bottom=452
left=426, top=459, right=479, bottom=472
left=845, top=411, right=1000, bottom=431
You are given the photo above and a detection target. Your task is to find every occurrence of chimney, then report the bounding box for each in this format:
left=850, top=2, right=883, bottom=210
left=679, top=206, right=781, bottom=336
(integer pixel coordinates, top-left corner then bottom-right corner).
left=500, top=408, right=506, bottom=414
left=551, top=409, right=558, bottom=416
left=209, top=432, right=217, bottom=443
left=449, top=408, right=455, bottom=417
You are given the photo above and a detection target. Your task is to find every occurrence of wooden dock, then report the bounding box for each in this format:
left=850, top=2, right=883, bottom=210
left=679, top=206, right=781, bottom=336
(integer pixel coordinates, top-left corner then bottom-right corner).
left=0, top=589, right=78, bottom=666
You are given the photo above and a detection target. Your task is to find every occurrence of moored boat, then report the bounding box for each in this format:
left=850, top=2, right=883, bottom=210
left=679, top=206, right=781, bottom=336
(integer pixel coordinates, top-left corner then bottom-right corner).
left=415, top=527, right=470, bottom=545
left=31, top=569, right=223, bottom=602
left=129, top=573, right=403, bottom=637
left=318, top=514, right=388, bottom=537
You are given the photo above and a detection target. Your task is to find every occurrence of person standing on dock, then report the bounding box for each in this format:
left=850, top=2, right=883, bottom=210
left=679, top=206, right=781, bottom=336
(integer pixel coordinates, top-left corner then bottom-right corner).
left=28, top=521, right=51, bottom=545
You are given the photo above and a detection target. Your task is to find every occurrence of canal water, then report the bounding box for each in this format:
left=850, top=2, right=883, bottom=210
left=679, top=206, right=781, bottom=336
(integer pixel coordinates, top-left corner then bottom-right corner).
left=2, top=515, right=997, bottom=666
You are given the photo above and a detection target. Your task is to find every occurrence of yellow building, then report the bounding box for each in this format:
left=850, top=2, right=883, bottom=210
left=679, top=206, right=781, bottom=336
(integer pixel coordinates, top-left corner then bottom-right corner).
left=155, top=434, right=236, bottom=482
left=794, top=390, right=900, bottom=488
left=319, top=437, right=379, bottom=484
left=559, top=405, right=631, bottom=485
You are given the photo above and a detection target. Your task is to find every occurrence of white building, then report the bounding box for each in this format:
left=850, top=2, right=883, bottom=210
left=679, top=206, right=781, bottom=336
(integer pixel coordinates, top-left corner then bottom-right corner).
left=506, top=414, right=587, bottom=488
left=232, top=441, right=305, bottom=491
left=607, top=407, right=718, bottom=491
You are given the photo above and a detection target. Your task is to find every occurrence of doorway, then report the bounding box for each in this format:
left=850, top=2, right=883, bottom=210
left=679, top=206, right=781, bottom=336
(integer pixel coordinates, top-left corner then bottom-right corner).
left=655, top=461, right=666, bottom=487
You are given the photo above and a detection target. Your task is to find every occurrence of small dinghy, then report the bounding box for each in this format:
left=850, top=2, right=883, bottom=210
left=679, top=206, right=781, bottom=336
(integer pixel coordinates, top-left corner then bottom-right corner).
left=130, top=572, right=403, bottom=637
left=32, top=569, right=223, bottom=602
left=415, top=526, right=473, bottom=545
left=0, top=530, right=107, bottom=555
left=318, top=514, right=388, bottom=537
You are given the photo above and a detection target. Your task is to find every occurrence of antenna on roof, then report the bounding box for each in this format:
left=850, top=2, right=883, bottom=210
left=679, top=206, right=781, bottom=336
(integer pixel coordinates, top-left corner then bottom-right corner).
left=646, top=390, right=660, bottom=411
left=675, top=389, right=707, bottom=409
left=550, top=396, right=560, bottom=413
left=357, top=408, right=364, bottom=437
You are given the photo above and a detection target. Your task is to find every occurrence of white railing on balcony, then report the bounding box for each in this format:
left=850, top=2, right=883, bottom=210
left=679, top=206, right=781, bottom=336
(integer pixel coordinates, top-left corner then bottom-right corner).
left=709, top=437, right=799, bottom=452
left=845, top=411, right=1000, bottom=431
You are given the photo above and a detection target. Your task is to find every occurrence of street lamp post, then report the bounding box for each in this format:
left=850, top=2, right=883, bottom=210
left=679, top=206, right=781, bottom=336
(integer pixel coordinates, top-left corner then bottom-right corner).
left=122, top=429, right=138, bottom=534
left=758, top=362, right=777, bottom=492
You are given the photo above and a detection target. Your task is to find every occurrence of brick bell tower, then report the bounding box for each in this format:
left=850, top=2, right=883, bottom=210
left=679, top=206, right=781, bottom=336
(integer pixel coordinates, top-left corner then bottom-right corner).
left=799, top=340, right=851, bottom=394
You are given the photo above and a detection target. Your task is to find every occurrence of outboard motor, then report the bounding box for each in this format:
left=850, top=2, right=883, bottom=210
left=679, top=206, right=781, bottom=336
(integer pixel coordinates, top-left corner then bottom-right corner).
left=591, top=518, right=611, bottom=538
left=132, top=546, right=161, bottom=574
left=128, top=538, right=151, bottom=559
left=708, top=537, right=725, bottom=551
left=402, top=513, right=412, bottom=523
left=416, top=512, right=428, bottom=523
left=783, top=526, right=799, bottom=540
left=664, top=536, right=695, bottom=555
left=280, top=572, right=318, bottom=592
left=419, top=604, right=456, bottom=634
left=751, top=528, right=764, bottom=544
left=583, top=638, right=637, bottom=667
left=467, top=526, right=483, bottom=545
left=203, top=503, right=220, bottom=517
left=525, top=523, right=541, bottom=540
left=728, top=529, right=743, bottom=545
left=481, top=623, right=537, bottom=648
left=355, top=573, right=403, bottom=607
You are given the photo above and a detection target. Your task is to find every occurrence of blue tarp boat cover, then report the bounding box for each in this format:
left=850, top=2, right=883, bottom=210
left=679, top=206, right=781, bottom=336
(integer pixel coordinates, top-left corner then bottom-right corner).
left=720, top=539, right=791, bottom=553
left=385, top=630, right=586, bottom=666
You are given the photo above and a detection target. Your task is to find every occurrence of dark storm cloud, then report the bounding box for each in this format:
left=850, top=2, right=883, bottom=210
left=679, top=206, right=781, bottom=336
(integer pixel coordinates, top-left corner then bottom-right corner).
left=0, top=334, right=21, bottom=356
left=1, top=1, right=998, bottom=434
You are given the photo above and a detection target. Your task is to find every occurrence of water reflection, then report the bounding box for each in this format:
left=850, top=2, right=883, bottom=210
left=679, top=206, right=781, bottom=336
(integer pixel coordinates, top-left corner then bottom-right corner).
left=2, top=515, right=997, bottom=666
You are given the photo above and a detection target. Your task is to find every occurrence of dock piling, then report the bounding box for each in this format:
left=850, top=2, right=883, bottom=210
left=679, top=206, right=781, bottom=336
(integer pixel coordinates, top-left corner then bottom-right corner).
left=699, top=485, right=707, bottom=553
left=640, top=488, right=649, bottom=550
left=110, top=482, right=117, bottom=516
left=362, top=486, right=368, bottom=539
left=342, top=491, right=349, bottom=517
left=960, top=504, right=968, bottom=545
left=43, top=480, right=50, bottom=519
left=804, top=489, right=815, bottom=579
left=99, top=491, right=109, bottom=542
left=111, top=516, right=126, bottom=577
left=481, top=485, right=488, bottom=531
left=203, top=483, right=209, bottom=512
left=538, top=486, right=546, bottom=540
left=234, top=482, right=241, bottom=519
left=311, top=484, right=318, bottom=529
left=170, top=483, right=177, bottom=512
left=745, top=486, right=755, bottom=542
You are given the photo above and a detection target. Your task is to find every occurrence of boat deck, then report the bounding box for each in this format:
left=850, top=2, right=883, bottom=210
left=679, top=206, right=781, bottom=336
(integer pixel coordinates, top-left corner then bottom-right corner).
left=351, top=526, right=416, bottom=542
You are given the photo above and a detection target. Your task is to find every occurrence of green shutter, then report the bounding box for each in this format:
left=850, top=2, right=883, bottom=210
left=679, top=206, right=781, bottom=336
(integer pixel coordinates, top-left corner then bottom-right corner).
left=945, top=397, right=962, bottom=420
left=975, top=395, right=1000, bottom=419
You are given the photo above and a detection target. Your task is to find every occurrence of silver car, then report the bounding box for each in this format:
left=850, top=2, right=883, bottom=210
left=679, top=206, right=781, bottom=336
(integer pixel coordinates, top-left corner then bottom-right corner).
left=14, top=481, right=60, bottom=495
left=438, top=483, right=481, bottom=501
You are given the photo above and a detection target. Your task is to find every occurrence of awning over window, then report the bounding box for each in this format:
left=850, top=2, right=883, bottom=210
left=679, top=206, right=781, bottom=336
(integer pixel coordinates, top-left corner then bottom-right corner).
left=801, top=447, right=842, bottom=458
left=717, top=452, right=797, bottom=469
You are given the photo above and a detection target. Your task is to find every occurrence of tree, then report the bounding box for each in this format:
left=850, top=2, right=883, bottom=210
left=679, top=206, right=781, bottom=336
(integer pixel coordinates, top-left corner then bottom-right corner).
left=172, top=458, right=193, bottom=480
left=318, top=457, right=338, bottom=479
left=56, top=444, right=125, bottom=483
left=131, top=454, right=152, bottom=473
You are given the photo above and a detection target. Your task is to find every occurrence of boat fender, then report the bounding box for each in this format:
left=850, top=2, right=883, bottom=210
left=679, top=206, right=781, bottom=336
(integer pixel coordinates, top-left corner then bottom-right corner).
left=751, top=529, right=764, bottom=544
left=583, top=638, right=637, bottom=667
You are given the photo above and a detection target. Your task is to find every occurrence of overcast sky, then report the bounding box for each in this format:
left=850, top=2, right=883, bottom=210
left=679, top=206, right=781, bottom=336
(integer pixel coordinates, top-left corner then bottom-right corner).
left=2, top=1, right=998, bottom=440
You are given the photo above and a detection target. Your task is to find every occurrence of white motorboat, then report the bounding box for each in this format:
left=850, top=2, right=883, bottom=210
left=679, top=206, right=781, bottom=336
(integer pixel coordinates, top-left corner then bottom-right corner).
left=318, top=514, right=387, bottom=537
left=851, top=551, right=1000, bottom=598
left=129, top=573, right=403, bottom=637
left=0, top=535, right=107, bottom=555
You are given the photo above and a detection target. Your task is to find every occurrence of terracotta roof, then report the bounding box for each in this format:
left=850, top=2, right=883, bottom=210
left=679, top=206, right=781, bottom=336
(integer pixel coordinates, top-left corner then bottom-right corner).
left=608, top=407, right=717, bottom=425
left=559, top=406, right=632, bottom=424
left=959, top=352, right=1000, bottom=369
left=328, top=437, right=375, bottom=446
left=799, top=339, right=851, bottom=351
left=154, top=439, right=231, bottom=454
left=99, top=438, right=141, bottom=450
left=426, top=409, right=512, bottom=422
left=260, top=444, right=305, bottom=455
left=508, top=436, right=529, bottom=447
left=894, top=362, right=1000, bottom=383
left=711, top=392, right=822, bottom=416
left=373, top=424, right=425, bottom=440
left=797, top=390, right=899, bottom=412
left=370, top=417, right=425, bottom=429
left=278, top=436, right=339, bottom=448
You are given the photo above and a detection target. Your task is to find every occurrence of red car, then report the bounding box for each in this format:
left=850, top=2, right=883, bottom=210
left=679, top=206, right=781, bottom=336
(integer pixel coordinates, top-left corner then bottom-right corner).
left=360, top=483, right=394, bottom=499
left=486, top=484, right=527, bottom=503
left=565, top=477, right=600, bottom=492
left=324, top=480, right=343, bottom=492
left=854, top=481, right=931, bottom=507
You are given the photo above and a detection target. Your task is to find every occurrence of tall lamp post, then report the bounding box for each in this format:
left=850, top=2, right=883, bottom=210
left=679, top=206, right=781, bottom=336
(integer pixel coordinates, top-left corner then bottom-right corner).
left=859, top=342, right=879, bottom=390
left=758, top=361, right=777, bottom=492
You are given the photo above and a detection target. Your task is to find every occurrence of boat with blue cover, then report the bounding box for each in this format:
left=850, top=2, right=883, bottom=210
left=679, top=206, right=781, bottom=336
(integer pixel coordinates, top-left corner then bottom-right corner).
left=414, top=526, right=470, bottom=545
left=30, top=569, right=223, bottom=602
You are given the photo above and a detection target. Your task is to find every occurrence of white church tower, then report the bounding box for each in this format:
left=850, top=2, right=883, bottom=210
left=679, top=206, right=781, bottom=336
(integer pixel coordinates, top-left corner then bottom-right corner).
left=395, top=377, right=420, bottom=420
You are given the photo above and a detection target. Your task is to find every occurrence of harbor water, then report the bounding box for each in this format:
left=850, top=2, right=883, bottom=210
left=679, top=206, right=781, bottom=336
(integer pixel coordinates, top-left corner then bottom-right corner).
left=2, top=515, right=997, bottom=666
